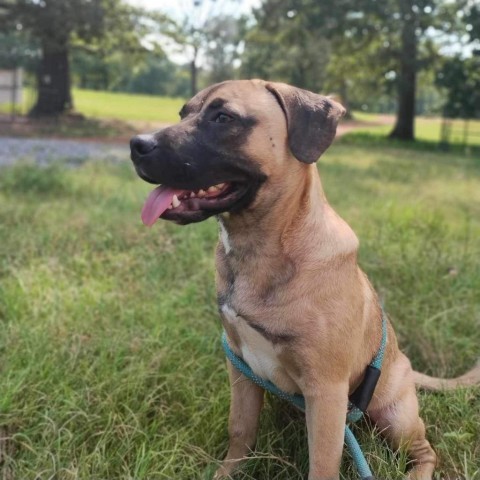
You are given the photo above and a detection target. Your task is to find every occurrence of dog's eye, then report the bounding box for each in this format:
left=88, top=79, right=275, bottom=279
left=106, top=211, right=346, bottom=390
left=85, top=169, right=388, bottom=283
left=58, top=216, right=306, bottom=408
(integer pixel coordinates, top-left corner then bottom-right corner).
left=214, top=113, right=233, bottom=124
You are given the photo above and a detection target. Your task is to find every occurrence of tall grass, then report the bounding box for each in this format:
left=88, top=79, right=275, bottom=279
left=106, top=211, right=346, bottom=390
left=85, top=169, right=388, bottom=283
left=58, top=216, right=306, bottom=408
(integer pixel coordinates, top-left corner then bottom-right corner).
left=0, top=141, right=479, bottom=479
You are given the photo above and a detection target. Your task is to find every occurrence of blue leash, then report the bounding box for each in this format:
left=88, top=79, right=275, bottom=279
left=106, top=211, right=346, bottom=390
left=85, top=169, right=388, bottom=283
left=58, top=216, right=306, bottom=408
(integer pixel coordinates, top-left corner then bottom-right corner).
left=221, top=311, right=388, bottom=480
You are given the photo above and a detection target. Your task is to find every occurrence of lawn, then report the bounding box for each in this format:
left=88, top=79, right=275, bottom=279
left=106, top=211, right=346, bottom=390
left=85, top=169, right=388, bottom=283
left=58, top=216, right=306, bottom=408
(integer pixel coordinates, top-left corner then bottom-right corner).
left=3, top=88, right=480, bottom=148
left=1, top=88, right=184, bottom=124
left=71, top=89, right=184, bottom=124
left=353, top=111, right=480, bottom=147
left=0, top=140, right=479, bottom=479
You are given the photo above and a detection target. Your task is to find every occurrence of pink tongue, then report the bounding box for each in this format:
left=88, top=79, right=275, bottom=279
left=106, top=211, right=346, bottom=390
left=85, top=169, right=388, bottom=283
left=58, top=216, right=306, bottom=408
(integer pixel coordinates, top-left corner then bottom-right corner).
left=141, top=185, right=184, bottom=226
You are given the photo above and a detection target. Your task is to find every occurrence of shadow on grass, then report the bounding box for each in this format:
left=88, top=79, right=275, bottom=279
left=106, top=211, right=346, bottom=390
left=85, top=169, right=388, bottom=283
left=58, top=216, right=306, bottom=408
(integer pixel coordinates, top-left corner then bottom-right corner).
left=0, top=114, right=134, bottom=140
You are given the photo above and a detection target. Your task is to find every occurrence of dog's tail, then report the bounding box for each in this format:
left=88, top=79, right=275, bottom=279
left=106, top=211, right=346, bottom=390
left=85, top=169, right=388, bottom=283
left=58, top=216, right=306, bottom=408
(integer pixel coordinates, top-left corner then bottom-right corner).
left=413, top=361, right=480, bottom=391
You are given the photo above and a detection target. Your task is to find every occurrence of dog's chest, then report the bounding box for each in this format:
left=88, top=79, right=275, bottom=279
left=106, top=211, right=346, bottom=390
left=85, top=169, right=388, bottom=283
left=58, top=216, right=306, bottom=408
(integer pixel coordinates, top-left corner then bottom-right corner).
left=221, top=304, right=298, bottom=392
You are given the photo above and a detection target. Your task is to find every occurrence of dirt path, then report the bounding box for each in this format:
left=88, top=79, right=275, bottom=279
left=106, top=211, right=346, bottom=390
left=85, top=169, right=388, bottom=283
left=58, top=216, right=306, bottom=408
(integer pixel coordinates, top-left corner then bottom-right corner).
left=0, top=136, right=127, bottom=167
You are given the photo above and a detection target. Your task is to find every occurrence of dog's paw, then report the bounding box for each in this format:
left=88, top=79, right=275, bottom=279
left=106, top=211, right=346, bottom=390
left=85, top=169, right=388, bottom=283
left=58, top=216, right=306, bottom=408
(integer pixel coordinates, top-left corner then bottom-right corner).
left=212, top=463, right=239, bottom=480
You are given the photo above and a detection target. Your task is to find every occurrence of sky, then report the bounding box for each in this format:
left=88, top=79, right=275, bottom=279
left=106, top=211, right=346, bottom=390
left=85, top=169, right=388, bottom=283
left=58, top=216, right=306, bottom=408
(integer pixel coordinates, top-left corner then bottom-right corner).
left=131, top=0, right=261, bottom=21
left=128, top=0, right=260, bottom=63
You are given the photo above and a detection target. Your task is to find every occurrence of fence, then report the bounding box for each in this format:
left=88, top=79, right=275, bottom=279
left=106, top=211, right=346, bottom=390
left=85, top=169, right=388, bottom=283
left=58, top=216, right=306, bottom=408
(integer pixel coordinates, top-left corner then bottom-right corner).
left=439, top=117, right=480, bottom=152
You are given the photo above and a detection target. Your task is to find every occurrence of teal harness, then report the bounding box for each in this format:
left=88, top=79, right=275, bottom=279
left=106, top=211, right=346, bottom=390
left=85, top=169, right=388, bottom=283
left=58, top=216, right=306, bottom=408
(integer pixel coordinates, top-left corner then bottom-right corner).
left=222, top=311, right=388, bottom=480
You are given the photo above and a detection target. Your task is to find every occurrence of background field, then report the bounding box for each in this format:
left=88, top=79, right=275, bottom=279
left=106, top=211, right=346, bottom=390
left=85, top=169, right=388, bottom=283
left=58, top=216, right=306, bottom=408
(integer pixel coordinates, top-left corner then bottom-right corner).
left=354, top=111, right=480, bottom=147
left=1, top=88, right=184, bottom=124
left=3, top=88, right=480, bottom=147
left=1, top=138, right=479, bottom=479
left=71, top=89, right=185, bottom=124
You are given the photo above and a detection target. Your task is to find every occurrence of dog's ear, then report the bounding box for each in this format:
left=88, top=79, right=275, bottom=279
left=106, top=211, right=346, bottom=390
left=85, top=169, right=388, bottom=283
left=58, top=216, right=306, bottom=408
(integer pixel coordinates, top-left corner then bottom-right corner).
left=265, top=82, right=346, bottom=164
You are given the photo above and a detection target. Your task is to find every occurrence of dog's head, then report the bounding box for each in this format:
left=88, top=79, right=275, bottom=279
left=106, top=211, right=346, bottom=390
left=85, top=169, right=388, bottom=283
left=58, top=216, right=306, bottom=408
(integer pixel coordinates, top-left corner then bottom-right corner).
left=130, top=79, right=345, bottom=225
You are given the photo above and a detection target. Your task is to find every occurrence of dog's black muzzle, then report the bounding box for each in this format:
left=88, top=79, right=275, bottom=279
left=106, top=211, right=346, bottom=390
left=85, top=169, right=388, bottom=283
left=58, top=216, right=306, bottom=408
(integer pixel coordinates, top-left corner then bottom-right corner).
left=130, top=125, right=264, bottom=192
left=130, top=122, right=267, bottom=224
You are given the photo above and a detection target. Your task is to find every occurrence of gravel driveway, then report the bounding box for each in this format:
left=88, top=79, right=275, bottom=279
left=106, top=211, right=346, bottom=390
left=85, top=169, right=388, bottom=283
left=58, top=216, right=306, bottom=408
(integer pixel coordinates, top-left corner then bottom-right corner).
left=0, top=137, right=128, bottom=167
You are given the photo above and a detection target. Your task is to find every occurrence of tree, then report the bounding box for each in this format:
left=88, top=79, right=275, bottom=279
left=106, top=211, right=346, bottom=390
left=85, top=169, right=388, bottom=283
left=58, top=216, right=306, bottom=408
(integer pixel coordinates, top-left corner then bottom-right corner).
left=241, top=1, right=331, bottom=93
left=0, top=30, right=39, bottom=71
left=0, top=0, right=157, bottom=117
left=241, top=0, right=467, bottom=141
left=203, top=14, right=245, bottom=85
left=330, top=0, right=474, bottom=140
left=368, top=0, right=458, bottom=140
left=1, top=0, right=100, bottom=116
left=465, top=2, right=480, bottom=41
left=163, top=0, right=246, bottom=96
left=70, top=45, right=190, bottom=98
left=436, top=55, right=480, bottom=119
left=386, top=0, right=418, bottom=140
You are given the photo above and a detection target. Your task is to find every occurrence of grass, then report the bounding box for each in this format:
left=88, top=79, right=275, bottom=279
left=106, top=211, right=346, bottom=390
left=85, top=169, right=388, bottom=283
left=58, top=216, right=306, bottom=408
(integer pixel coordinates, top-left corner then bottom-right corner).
left=71, top=89, right=185, bottom=123
left=353, top=111, right=480, bottom=148
left=0, top=140, right=479, bottom=479
left=1, top=88, right=184, bottom=124
left=2, top=88, right=479, bottom=148
left=0, top=89, right=183, bottom=140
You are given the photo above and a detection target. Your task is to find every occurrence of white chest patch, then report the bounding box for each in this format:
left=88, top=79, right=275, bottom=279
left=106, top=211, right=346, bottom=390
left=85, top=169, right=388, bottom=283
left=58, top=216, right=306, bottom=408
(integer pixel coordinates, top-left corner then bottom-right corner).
left=218, top=218, right=232, bottom=254
left=221, top=304, right=281, bottom=384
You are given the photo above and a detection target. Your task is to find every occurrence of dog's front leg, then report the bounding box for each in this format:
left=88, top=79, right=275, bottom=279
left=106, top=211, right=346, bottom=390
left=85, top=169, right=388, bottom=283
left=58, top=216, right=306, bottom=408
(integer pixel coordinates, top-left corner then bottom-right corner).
left=214, top=359, right=264, bottom=479
left=304, top=382, right=349, bottom=480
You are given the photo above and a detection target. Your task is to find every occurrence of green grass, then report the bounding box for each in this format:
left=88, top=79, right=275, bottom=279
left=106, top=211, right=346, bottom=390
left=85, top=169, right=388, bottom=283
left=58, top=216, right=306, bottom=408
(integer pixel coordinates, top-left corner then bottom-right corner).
left=72, top=89, right=185, bottom=123
left=0, top=142, right=479, bottom=479
left=353, top=111, right=480, bottom=147
left=3, top=88, right=479, bottom=147
left=0, top=88, right=184, bottom=124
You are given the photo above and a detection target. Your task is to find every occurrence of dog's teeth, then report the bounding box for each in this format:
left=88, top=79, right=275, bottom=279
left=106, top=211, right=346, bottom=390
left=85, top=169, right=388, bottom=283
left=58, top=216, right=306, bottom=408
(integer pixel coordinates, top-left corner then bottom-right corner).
left=216, top=183, right=225, bottom=189
left=207, top=186, right=216, bottom=193
left=172, top=195, right=181, bottom=208
left=190, top=191, right=195, bottom=198
left=198, top=189, right=206, bottom=198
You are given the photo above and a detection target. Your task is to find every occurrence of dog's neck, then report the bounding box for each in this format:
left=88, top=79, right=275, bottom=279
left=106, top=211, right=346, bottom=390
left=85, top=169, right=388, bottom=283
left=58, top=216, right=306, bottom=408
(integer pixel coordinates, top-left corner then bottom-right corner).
left=217, top=164, right=358, bottom=266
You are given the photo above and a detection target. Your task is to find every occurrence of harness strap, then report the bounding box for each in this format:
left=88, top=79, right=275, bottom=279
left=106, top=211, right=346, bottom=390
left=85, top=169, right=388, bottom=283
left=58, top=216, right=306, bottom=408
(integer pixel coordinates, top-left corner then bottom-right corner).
left=221, top=310, right=388, bottom=480
left=348, top=310, right=388, bottom=414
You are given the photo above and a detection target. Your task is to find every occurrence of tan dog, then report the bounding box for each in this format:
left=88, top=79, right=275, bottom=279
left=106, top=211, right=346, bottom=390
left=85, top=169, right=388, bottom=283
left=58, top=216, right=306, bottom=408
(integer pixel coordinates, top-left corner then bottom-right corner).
left=130, top=79, right=480, bottom=480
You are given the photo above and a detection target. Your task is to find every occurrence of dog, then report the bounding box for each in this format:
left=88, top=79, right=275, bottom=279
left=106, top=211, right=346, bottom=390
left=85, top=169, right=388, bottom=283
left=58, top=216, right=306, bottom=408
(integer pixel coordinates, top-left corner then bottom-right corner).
left=130, top=79, right=480, bottom=480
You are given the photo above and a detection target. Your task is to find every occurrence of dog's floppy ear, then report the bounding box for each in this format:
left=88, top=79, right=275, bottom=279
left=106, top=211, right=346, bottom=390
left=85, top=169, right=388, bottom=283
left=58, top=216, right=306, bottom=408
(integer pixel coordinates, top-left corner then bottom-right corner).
left=265, top=82, right=346, bottom=164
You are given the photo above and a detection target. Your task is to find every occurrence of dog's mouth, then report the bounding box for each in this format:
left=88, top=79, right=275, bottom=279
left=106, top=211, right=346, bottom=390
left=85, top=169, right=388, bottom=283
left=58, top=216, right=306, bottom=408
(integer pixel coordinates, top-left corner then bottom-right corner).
left=141, top=181, right=249, bottom=225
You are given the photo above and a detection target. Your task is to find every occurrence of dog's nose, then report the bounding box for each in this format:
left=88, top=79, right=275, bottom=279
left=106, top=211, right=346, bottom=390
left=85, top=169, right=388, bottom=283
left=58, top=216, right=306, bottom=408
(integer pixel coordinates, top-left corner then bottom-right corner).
left=130, top=134, right=157, bottom=161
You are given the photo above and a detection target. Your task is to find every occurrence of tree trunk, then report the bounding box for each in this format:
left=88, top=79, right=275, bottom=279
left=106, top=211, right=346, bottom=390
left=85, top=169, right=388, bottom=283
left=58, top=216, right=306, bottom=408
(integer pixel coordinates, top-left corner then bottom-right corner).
left=190, top=45, right=198, bottom=97
left=339, top=79, right=352, bottom=120
left=30, top=44, right=72, bottom=117
left=389, top=10, right=417, bottom=141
